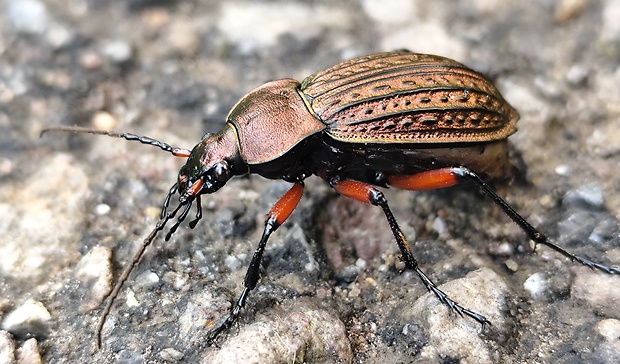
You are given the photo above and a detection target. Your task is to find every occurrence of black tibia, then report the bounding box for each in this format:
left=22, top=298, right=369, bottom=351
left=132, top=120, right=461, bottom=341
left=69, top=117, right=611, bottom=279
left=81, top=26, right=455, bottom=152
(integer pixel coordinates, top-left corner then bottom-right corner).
left=206, top=182, right=303, bottom=343
left=356, top=183, right=491, bottom=326
left=451, top=167, right=620, bottom=275
left=206, top=216, right=278, bottom=344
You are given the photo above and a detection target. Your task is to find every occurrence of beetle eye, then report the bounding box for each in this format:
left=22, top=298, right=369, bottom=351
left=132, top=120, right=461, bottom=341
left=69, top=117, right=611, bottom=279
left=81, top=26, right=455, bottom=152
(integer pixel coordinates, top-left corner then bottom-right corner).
left=213, top=161, right=230, bottom=181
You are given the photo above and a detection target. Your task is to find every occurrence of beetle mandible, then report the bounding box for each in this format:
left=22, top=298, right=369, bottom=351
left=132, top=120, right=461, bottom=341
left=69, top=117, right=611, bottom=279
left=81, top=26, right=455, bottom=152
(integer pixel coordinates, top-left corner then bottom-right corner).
left=42, top=50, right=619, bottom=347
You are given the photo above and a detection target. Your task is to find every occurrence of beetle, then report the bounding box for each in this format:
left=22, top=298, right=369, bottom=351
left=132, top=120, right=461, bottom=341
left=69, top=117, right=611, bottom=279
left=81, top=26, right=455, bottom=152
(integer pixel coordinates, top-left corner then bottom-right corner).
left=42, top=50, right=619, bottom=347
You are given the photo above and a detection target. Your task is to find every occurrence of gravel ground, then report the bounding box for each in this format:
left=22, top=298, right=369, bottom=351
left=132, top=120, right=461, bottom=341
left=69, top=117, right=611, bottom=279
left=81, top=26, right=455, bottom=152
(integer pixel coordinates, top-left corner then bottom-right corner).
left=1, top=1, right=620, bottom=363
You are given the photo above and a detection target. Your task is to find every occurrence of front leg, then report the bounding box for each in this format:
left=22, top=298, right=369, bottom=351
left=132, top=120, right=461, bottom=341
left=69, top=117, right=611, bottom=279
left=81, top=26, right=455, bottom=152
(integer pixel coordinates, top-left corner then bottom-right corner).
left=206, top=182, right=304, bottom=344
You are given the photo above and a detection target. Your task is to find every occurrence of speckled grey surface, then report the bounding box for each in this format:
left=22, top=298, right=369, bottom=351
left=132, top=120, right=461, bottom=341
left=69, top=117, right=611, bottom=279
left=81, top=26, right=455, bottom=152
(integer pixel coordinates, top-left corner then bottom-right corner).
left=1, top=1, right=620, bottom=363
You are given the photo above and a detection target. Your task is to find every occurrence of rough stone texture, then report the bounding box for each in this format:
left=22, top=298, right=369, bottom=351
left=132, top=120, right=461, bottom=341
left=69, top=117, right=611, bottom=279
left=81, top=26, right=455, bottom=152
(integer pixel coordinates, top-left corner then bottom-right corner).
left=203, top=298, right=352, bottom=364
left=1, top=1, right=619, bottom=363
left=17, top=338, right=43, bottom=364
left=0, top=330, right=16, bottom=364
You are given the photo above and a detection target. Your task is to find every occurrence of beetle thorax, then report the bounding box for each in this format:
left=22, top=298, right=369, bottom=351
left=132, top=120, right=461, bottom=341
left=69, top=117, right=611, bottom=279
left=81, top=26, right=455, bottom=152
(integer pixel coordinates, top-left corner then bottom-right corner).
left=226, top=78, right=325, bottom=165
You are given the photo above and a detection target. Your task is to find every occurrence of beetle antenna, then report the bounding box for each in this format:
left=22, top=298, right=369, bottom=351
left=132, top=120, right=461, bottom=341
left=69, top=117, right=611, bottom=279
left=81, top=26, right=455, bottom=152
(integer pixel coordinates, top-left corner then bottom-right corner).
left=41, top=126, right=191, bottom=158
left=96, top=201, right=186, bottom=349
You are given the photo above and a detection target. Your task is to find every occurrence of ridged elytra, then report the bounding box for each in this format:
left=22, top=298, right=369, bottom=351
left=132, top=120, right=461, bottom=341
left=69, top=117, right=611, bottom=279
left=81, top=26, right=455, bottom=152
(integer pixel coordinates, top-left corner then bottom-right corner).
left=41, top=50, right=619, bottom=348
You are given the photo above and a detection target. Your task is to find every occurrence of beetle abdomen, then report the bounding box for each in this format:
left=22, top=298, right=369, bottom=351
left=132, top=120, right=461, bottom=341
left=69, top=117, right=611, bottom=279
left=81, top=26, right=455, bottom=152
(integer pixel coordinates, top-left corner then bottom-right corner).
left=300, top=51, right=519, bottom=144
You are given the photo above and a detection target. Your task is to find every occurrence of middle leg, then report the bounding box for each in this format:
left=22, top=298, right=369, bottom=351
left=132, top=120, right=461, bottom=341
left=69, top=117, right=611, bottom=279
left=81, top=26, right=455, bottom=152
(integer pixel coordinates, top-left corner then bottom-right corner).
left=331, top=178, right=491, bottom=326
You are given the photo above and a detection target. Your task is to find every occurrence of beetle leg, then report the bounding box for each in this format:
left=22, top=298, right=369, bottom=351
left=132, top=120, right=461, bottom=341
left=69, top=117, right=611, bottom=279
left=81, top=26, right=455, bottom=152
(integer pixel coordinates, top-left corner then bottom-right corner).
left=389, top=167, right=620, bottom=275
left=160, top=184, right=178, bottom=219
left=206, top=182, right=304, bottom=344
left=189, top=195, right=202, bottom=229
left=331, top=178, right=491, bottom=327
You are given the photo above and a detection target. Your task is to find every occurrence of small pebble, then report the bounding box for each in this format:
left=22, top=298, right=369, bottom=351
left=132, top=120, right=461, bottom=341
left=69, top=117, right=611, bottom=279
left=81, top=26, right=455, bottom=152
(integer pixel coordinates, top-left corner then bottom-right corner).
left=17, top=338, right=42, bottom=364
left=75, top=246, right=113, bottom=311
left=159, top=347, right=184, bottom=362
left=505, top=259, right=519, bottom=272
left=46, top=23, right=74, bottom=50
left=496, top=242, right=515, bottom=256
left=134, top=271, right=160, bottom=289
left=361, top=0, right=417, bottom=25
left=193, top=250, right=206, bottom=262
left=94, top=203, right=110, bottom=216
left=91, top=111, right=117, bottom=131
left=355, top=258, right=367, bottom=269
left=594, top=319, right=620, bottom=341
left=115, top=349, right=144, bottom=364
left=100, top=39, right=133, bottom=64
left=162, top=271, right=187, bottom=290
left=6, top=0, right=48, bottom=34
left=125, top=291, right=139, bottom=308
left=224, top=255, right=242, bottom=271
left=364, top=277, right=376, bottom=287
left=0, top=158, right=13, bottom=176
left=601, top=0, right=620, bottom=42
left=337, top=265, right=360, bottom=284
left=554, top=0, right=588, bottom=23
left=591, top=319, right=620, bottom=361
left=79, top=52, right=103, bottom=70
left=565, top=64, right=589, bottom=86
left=587, top=124, right=620, bottom=157
left=0, top=299, right=51, bottom=339
left=554, top=164, right=571, bottom=176
left=432, top=216, right=448, bottom=238
left=523, top=272, right=548, bottom=300
left=348, top=284, right=361, bottom=298
left=563, top=183, right=605, bottom=210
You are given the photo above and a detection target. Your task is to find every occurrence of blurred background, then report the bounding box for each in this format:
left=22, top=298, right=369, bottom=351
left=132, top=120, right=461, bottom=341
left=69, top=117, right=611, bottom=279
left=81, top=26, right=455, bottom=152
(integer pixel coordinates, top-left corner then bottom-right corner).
left=1, top=0, right=619, bottom=363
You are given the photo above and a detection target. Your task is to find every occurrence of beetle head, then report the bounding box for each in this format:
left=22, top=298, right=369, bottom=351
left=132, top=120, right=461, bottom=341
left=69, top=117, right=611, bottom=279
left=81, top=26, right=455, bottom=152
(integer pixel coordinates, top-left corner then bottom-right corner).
left=177, top=125, right=242, bottom=202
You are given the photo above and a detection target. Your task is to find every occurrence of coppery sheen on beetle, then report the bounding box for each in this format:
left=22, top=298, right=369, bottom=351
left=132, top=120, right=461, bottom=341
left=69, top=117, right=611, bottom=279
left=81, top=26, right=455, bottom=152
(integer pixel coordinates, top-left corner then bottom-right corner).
left=42, top=50, right=619, bottom=348
left=190, top=51, right=518, bottom=181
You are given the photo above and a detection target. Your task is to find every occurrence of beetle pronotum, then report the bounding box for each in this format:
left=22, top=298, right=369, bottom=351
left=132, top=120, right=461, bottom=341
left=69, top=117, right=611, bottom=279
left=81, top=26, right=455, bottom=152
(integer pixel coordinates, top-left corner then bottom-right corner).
left=42, top=50, right=619, bottom=347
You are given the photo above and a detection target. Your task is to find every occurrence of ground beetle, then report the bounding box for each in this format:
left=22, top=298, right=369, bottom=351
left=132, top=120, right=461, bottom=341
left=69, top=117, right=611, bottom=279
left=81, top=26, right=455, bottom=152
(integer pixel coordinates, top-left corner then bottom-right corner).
left=42, top=50, right=619, bottom=347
